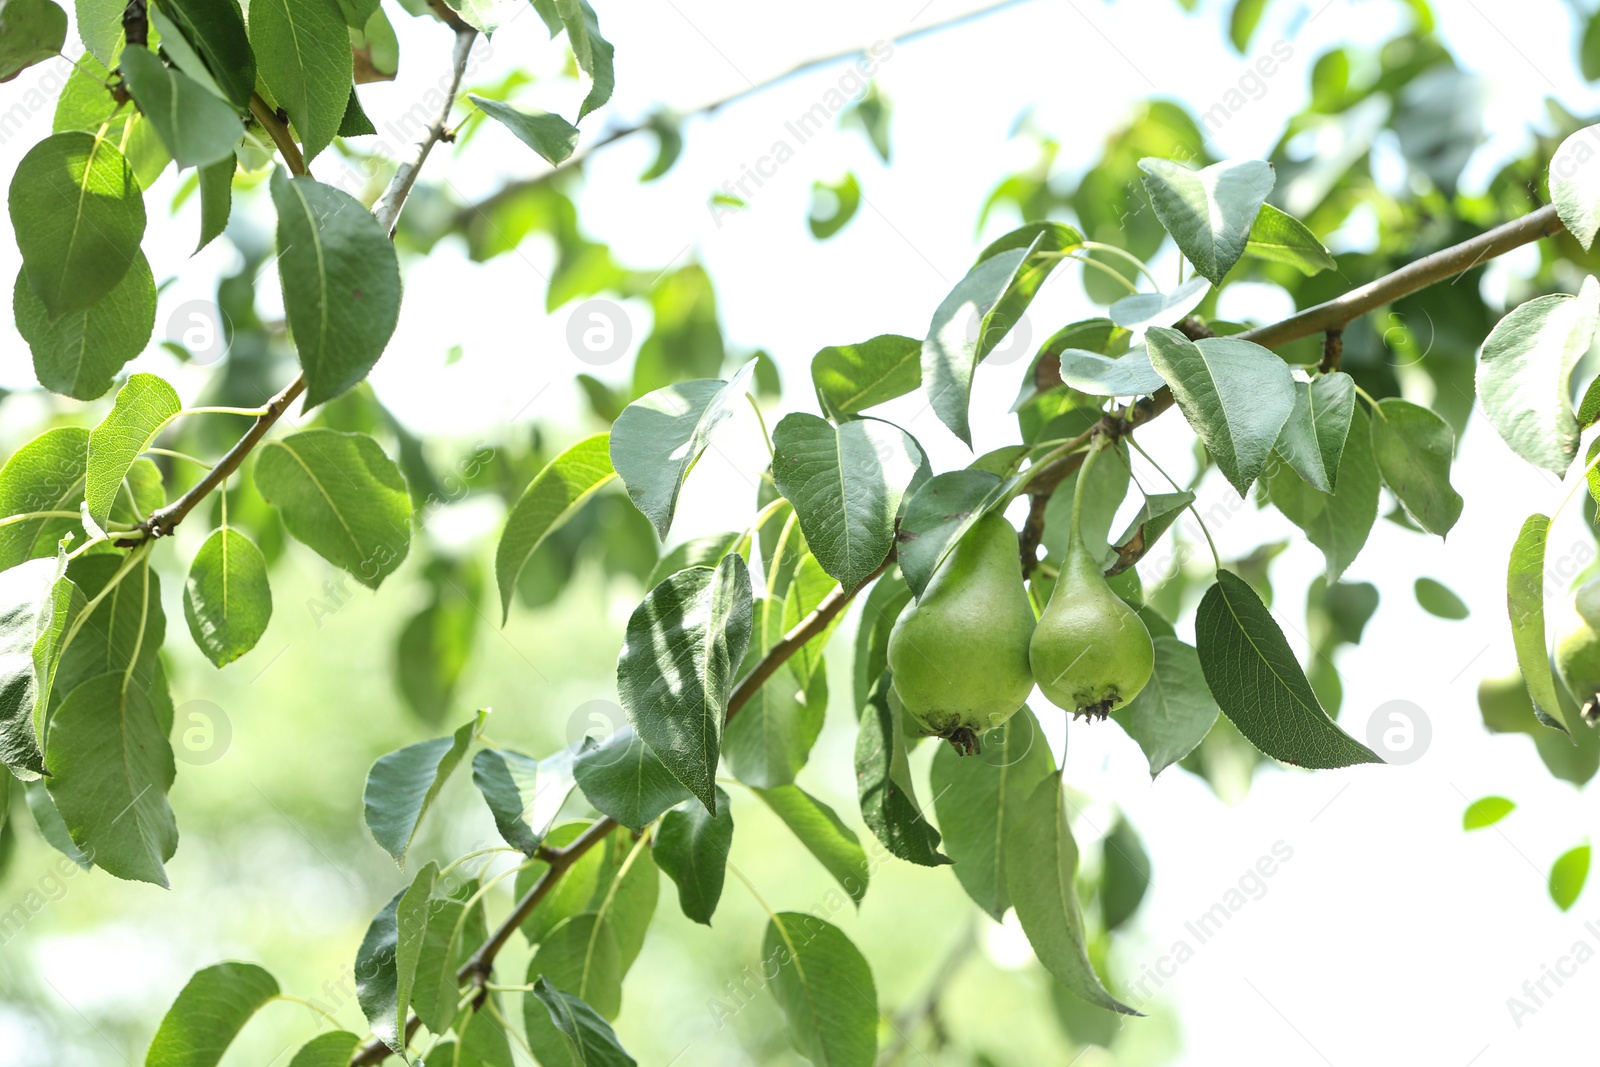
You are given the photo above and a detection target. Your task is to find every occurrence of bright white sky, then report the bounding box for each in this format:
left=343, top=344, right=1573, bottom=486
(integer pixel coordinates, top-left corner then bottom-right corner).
left=8, top=0, right=1600, bottom=1063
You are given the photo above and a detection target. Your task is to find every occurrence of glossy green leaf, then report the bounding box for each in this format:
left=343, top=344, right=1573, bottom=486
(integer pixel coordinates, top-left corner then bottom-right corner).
left=1244, top=202, right=1335, bottom=274
left=763, top=912, right=878, bottom=1067
left=248, top=0, right=351, bottom=160
left=616, top=555, right=752, bottom=813
left=0, top=0, right=65, bottom=81
left=1146, top=328, right=1294, bottom=495
left=856, top=672, right=946, bottom=866
left=496, top=433, right=616, bottom=621
left=25, top=777, right=90, bottom=867
left=897, top=469, right=1003, bottom=599
left=653, top=787, right=732, bottom=925
left=809, top=172, right=860, bottom=239
left=1551, top=845, right=1591, bottom=911
left=195, top=155, right=233, bottom=252
left=755, top=784, right=870, bottom=904
left=572, top=727, right=692, bottom=832
left=811, top=334, right=921, bottom=418
left=1056, top=346, right=1166, bottom=397
left=1414, top=577, right=1468, bottom=620
left=286, top=1032, right=361, bottom=1067
left=852, top=569, right=911, bottom=711
left=270, top=170, right=403, bottom=407
left=0, top=553, right=71, bottom=777
left=145, top=962, right=279, bottom=1067
left=354, top=888, right=405, bottom=1053
left=1477, top=277, right=1599, bottom=474
left=1462, top=795, right=1514, bottom=830
left=529, top=978, right=638, bottom=1066
left=1508, top=514, right=1573, bottom=732
left=554, top=0, right=613, bottom=120
left=472, top=747, right=559, bottom=856
left=930, top=707, right=1054, bottom=919
left=392, top=861, right=439, bottom=1046
left=159, top=0, right=256, bottom=107
left=1006, top=772, right=1136, bottom=1014
left=254, top=429, right=411, bottom=589
left=50, top=552, right=165, bottom=719
left=1108, top=276, right=1209, bottom=331
left=1106, top=490, right=1193, bottom=576
left=1274, top=372, right=1355, bottom=494
left=1195, top=571, right=1380, bottom=767
left=1228, top=0, right=1269, bottom=51
left=409, top=876, right=487, bottom=1034
left=1100, top=815, right=1150, bottom=932
left=183, top=528, right=271, bottom=667
left=1111, top=637, right=1221, bottom=777
left=362, top=715, right=476, bottom=864
left=0, top=428, right=88, bottom=571
left=610, top=361, right=755, bottom=539
left=47, top=671, right=177, bottom=885
left=770, top=413, right=921, bottom=590
left=1138, top=158, right=1274, bottom=285
left=1269, top=404, right=1379, bottom=581
left=10, top=131, right=146, bottom=318
left=1370, top=398, right=1463, bottom=536
left=724, top=597, right=826, bottom=788
left=1553, top=124, right=1600, bottom=250
left=85, top=373, right=179, bottom=530
left=119, top=46, right=244, bottom=168
left=470, top=95, right=580, bottom=164
left=528, top=912, right=623, bottom=1019
left=15, top=253, right=156, bottom=401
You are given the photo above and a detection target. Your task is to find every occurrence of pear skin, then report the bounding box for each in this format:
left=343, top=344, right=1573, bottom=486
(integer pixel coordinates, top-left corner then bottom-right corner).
left=887, top=513, right=1035, bottom=753
left=1030, top=522, right=1154, bottom=720
left=1556, top=577, right=1600, bottom=723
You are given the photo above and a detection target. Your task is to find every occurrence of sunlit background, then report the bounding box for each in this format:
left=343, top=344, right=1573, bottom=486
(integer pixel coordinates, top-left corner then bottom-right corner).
left=4, top=0, right=1600, bottom=1063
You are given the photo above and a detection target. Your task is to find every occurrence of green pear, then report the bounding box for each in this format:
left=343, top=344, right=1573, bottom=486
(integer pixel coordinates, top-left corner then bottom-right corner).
left=1029, top=445, right=1153, bottom=719
left=1556, top=576, right=1600, bottom=723
left=887, top=513, right=1035, bottom=754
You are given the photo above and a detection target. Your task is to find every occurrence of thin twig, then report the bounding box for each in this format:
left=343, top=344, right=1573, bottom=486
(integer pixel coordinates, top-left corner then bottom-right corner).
left=374, top=18, right=478, bottom=235
left=248, top=93, right=306, bottom=177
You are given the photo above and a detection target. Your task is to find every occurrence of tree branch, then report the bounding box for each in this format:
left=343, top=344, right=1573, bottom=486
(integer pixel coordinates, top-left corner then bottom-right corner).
left=248, top=94, right=306, bottom=178
left=457, top=0, right=1036, bottom=221
left=374, top=17, right=478, bottom=235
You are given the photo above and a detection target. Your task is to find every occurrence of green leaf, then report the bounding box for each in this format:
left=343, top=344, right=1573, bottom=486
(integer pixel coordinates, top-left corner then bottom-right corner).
left=856, top=672, right=946, bottom=866
left=286, top=1032, right=361, bottom=1067
left=1138, top=158, right=1275, bottom=285
left=338, top=85, right=376, bottom=136
left=1508, top=514, right=1573, bottom=732
left=270, top=170, right=403, bottom=407
left=1101, top=815, right=1150, bottom=932
left=470, top=95, right=580, bottom=164
left=410, top=876, right=487, bottom=1034
left=1195, top=571, right=1380, bottom=768
left=1108, top=276, right=1209, bottom=331
left=763, top=912, right=878, bottom=1067
left=1146, top=328, right=1295, bottom=494
left=1553, top=125, right=1600, bottom=249
left=254, top=429, right=411, bottom=589
left=1414, top=577, right=1468, bottom=620
left=51, top=552, right=165, bottom=718
left=528, top=912, right=623, bottom=1019
left=1228, top=0, right=1269, bottom=50
left=159, top=0, right=257, bottom=108
left=1462, top=795, right=1514, bottom=830
left=354, top=888, right=404, bottom=1053
left=472, top=747, right=566, bottom=856
left=1369, top=398, right=1463, bottom=536
left=47, top=670, right=177, bottom=885
left=1268, top=405, right=1379, bottom=581
left=653, top=787, right=733, bottom=925
left=10, top=130, right=147, bottom=319
left=930, top=707, right=1054, bottom=919
left=809, top=172, right=860, bottom=239
left=1244, top=203, right=1335, bottom=274
left=85, top=372, right=180, bottom=530
left=610, top=361, right=756, bottom=539
left=15, top=252, right=156, bottom=401
left=811, top=334, right=921, bottom=418
left=392, top=861, right=439, bottom=1045
left=496, top=433, right=616, bottom=622
left=529, top=978, right=638, bottom=1067
left=572, top=728, right=693, bottom=832
left=25, top=778, right=90, bottom=867
left=554, top=0, right=612, bottom=120
left=1551, top=844, right=1590, bottom=911
left=119, top=47, right=244, bottom=168
left=195, top=155, right=233, bottom=252
left=897, top=469, right=1003, bottom=599
left=646, top=530, right=739, bottom=589
left=1274, top=372, right=1355, bottom=493
left=724, top=597, right=825, bottom=788
left=1006, top=772, right=1135, bottom=1015
left=1056, top=346, right=1167, bottom=397
left=780, top=553, right=841, bottom=687
left=922, top=239, right=1049, bottom=446
left=1111, top=637, right=1221, bottom=777
left=852, top=569, right=911, bottom=711
left=1106, top=490, right=1193, bottom=576
left=1477, top=277, right=1599, bottom=473
left=183, top=528, right=271, bottom=667
left=0, top=553, right=71, bottom=777
left=771, top=413, right=921, bottom=590
left=362, top=716, right=476, bottom=865
left=616, top=555, right=752, bottom=814
left=0, top=428, right=88, bottom=571
left=0, top=0, right=65, bottom=81
left=248, top=0, right=351, bottom=160
left=754, top=784, right=870, bottom=904
left=145, top=962, right=279, bottom=1067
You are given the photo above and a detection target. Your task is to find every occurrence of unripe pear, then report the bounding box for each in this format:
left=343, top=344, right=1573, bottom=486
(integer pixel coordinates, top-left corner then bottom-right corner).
left=1556, top=577, right=1600, bottom=723
left=887, top=513, right=1035, bottom=754
left=1029, top=445, right=1154, bottom=719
